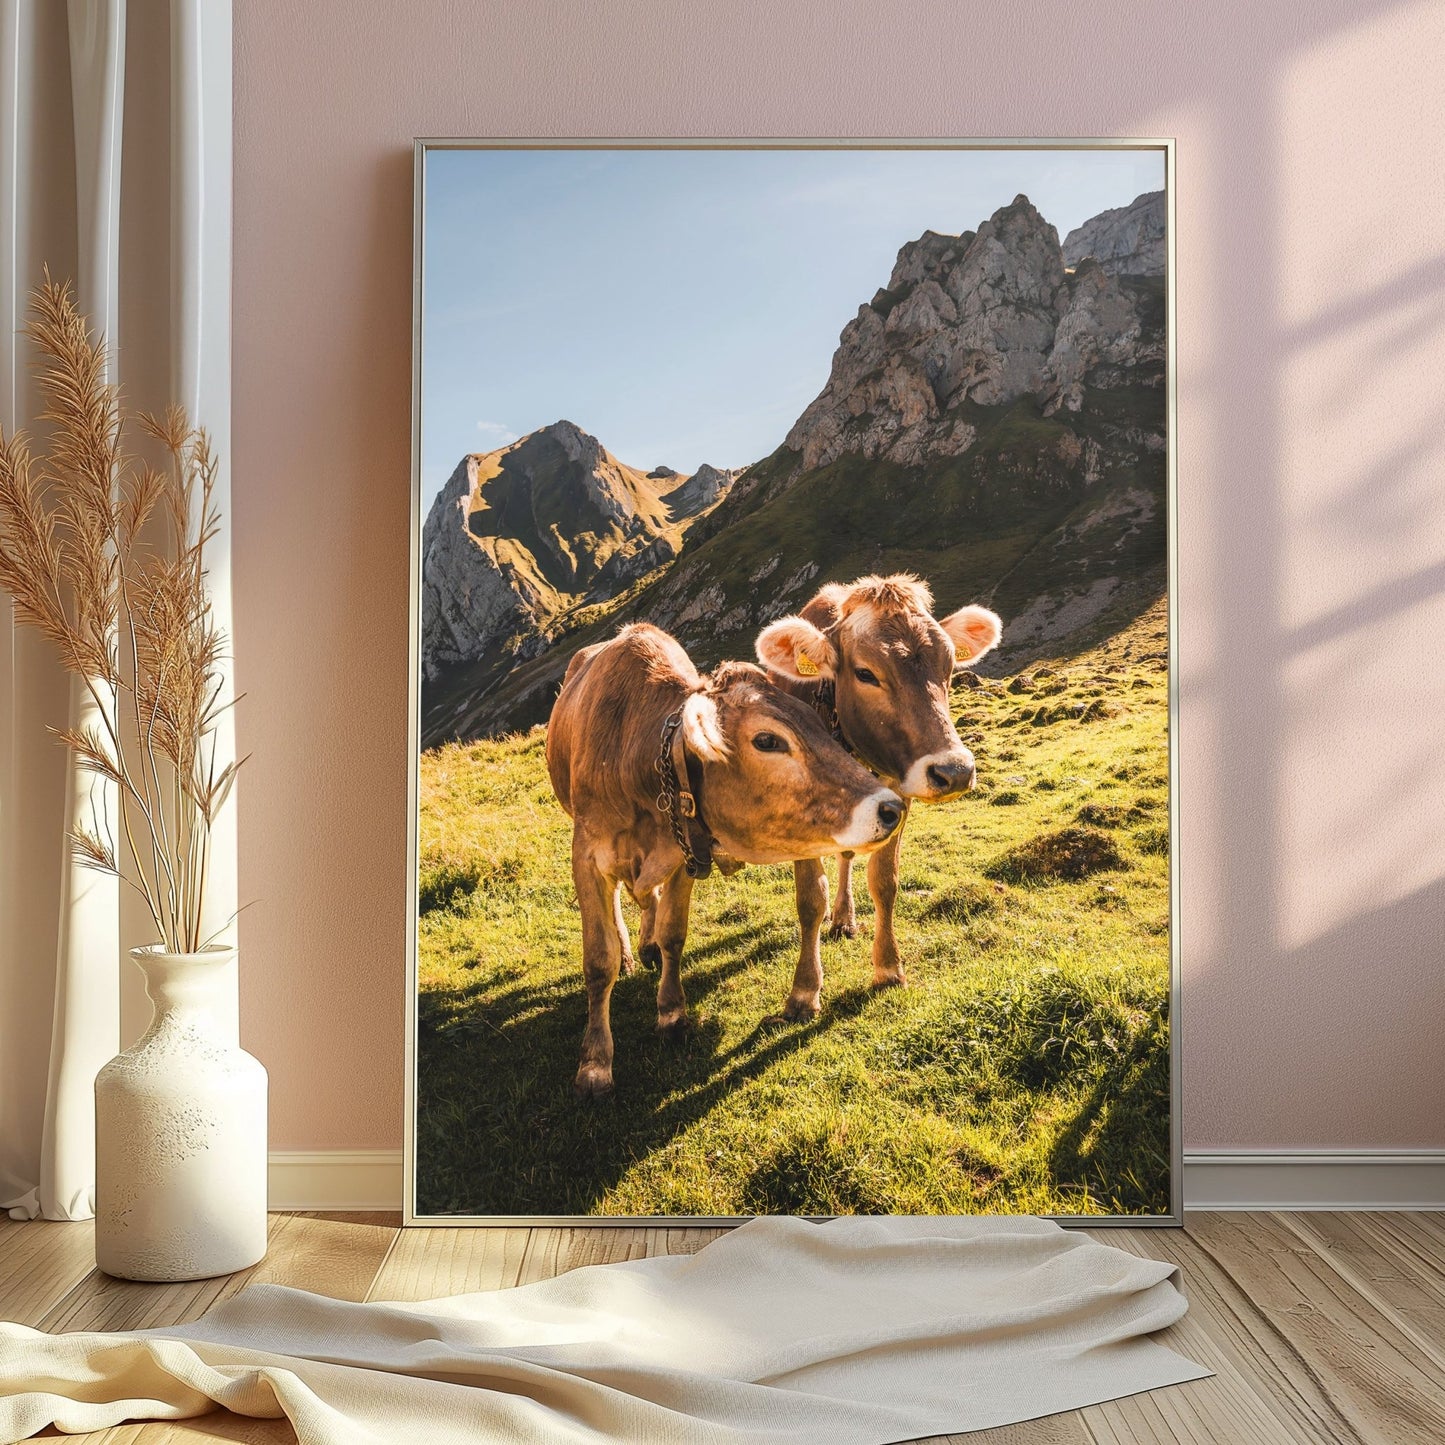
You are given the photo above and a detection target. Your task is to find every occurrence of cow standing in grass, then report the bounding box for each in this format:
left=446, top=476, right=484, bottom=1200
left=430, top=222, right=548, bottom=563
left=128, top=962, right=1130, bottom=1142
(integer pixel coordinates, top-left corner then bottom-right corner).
left=754, top=575, right=1003, bottom=1020
left=547, top=623, right=904, bottom=1098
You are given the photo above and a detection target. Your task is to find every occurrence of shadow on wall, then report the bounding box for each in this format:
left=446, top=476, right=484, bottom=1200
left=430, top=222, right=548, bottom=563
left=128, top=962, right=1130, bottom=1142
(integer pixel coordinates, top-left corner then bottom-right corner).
left=1176, top=0, right=1445, bottom=1145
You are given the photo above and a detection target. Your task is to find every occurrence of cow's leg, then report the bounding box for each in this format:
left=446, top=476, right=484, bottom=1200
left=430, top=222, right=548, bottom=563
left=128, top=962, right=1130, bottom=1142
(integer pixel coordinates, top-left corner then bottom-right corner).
left=613, top=886, right=638, bottom=977
left=654, top=868, right=695, bottom=1038
left=781, top=858, right=829, bottom=1021
left=573, top=847, right=622, bottom=1098
left=867, top=824, right=908, bottom=989
left=638, top=888, right=661, bottom=970
left=827, top=853, right=859, bottom=938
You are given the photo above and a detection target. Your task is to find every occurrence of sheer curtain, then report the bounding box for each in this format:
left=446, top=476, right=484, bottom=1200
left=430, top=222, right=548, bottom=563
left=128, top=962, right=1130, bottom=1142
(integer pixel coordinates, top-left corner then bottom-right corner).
left=0, top=0, right=234, bottom=1222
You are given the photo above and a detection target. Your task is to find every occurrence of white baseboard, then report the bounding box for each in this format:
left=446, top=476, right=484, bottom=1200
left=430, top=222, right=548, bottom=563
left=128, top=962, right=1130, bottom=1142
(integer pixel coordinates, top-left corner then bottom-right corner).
left=1183, top=1150, right=1445, bottom=1211
left=268, top=1151, right=404, bottom=1212
left=267, top=1149, right=1445, bottom=1214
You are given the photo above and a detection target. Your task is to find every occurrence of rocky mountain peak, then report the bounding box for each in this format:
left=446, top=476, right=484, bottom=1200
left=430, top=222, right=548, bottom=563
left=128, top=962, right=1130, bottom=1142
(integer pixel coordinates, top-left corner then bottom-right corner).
left=420, top=424, right=739, bottom=698
left=887, top=229, right=972, bottom=293
left=542, top=417, right=597, bottom=460
left=510, top=418, right=611, bottom=484
left=663, top=462, right=736, bottom=518
left=784, top=191, right=1158, bottom=471
left=787, top=195, right=1058, bottom=468
left=1062, top=191, right=1165, bottom=277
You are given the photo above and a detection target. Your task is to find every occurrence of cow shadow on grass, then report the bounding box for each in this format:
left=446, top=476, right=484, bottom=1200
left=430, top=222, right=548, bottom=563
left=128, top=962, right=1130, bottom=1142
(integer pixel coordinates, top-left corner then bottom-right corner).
left=417, top=905, right=1176, bottom=1218
left=414, top=922, right=884, bottom=1217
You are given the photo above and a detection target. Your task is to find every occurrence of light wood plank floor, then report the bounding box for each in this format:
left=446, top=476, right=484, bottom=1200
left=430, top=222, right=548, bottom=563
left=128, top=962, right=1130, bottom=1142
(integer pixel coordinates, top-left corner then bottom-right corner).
left=3, top=1212, right=1444, bottom=1443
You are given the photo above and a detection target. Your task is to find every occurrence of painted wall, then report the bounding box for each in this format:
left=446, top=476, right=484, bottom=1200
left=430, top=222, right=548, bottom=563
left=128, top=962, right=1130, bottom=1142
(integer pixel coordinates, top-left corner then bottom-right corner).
left=232, top=0, right=1445, bottom=1151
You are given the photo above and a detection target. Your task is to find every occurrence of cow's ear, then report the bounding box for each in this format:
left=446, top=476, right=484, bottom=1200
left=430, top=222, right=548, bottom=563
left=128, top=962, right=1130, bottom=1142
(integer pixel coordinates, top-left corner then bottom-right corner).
left=799, top=582, right=847, bottom=631
left=940, top=604, right=1003, bottom=665
left=681, top=691, right=728, bottom=762
left=755, top=615, right=838, bottom=681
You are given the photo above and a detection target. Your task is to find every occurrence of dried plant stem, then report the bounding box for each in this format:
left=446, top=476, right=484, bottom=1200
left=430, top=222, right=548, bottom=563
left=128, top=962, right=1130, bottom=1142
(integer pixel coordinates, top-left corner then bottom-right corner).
left=0, top=273, right=243, bottom=954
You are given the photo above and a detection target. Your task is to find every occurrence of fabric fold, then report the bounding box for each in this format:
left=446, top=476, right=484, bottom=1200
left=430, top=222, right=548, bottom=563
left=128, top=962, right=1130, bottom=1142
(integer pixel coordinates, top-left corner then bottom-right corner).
left=0, top=1215, right=1209, bottom=1445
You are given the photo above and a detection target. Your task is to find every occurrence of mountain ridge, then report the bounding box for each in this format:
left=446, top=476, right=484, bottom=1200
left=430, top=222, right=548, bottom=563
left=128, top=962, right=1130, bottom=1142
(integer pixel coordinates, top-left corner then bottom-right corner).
left=420, top=420, right=735, bottom=682
left=1061, top=190, right=1166, bottom=277
left=421, top=190, right=1167, bottom=745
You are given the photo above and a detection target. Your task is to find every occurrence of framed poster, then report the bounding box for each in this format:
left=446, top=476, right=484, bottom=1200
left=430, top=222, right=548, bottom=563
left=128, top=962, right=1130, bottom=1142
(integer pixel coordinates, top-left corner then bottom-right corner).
left=407, top=139, right=1179, bottom=1225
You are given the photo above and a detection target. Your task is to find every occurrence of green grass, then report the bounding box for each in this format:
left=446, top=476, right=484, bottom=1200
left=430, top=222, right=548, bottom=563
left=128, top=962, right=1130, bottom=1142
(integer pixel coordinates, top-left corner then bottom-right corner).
left=415, top=600, right=1171, bottom=1217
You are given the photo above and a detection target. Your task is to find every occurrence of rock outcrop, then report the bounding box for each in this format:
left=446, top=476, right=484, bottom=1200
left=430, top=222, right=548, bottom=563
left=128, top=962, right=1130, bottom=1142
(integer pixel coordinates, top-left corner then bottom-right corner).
left=1042, top=259, right=1145, bottom=415
left=785, top=193, right=1158, bottom=473
left=420, top=422, right=732, bottom=681
left=1061, top=191, right=1165, bottom=277
left=420, top=455, right=524, bottom=681
left=787, top=196, right=1072, bottom=470
left=662, top=462, right=736, bottom=519
left=931, top=195, right=1067, bottom=406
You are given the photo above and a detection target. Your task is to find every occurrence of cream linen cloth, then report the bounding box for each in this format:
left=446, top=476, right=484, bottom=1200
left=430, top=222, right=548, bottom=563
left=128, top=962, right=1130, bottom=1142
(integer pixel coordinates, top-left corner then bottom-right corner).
left=0, top=1215, right=1209, bottom=1444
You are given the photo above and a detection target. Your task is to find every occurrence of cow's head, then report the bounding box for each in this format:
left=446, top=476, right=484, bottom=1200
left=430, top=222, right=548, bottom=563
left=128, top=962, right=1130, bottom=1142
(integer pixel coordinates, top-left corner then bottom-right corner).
left=755, top=574, right=1002, bottom=802
left=678, top=662, right=904, bottom=864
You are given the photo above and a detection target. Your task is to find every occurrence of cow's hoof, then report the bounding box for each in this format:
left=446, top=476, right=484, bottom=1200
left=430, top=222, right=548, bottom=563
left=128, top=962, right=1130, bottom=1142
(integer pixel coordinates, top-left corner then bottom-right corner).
left=639, top=942, right=662, bottom=970
left=656, top=1008, right=689, bottom=1040
left=871, top=970, right=908, bottom=990
left=573, top=1065, right=614, bottom=1100
left=780, top=994, right=822, bottom=1023
left=827, top=918, right=859, bottom=940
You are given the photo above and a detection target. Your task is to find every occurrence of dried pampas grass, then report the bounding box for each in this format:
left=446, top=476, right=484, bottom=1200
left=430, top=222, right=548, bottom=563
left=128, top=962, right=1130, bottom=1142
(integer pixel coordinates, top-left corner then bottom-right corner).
left=0, top=272, right=243, bottom=953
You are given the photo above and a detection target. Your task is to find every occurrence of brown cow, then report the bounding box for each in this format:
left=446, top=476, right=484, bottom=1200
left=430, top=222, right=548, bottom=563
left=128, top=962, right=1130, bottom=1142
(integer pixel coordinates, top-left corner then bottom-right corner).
left=755, top=574, right=1003, bottom=1019
left=547, top=622, right=904, bottom=1097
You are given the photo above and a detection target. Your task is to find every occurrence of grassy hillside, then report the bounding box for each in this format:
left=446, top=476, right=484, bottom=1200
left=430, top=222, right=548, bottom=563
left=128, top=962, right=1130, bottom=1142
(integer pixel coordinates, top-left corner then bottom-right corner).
left=415, top=600, right=1172, bottom=1217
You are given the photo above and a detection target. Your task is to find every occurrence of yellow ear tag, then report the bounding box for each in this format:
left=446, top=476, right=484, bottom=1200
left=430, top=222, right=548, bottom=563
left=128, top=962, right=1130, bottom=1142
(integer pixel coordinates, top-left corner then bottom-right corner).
left=795, top=648, right=820, bottom=677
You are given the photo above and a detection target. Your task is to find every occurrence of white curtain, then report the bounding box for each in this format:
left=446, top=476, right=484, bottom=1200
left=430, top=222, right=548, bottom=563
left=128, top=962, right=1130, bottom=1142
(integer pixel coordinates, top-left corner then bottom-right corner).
left=0, top=0, right=234, bottom=1222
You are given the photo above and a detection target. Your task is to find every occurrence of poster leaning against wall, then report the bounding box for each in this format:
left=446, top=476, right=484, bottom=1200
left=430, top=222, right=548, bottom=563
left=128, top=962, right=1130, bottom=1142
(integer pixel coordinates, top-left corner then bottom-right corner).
left=406, top=139, right=1179, bottom=1226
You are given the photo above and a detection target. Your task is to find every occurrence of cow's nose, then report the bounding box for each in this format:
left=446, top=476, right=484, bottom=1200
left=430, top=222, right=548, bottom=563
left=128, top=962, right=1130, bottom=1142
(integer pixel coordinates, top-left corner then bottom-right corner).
left=926, top=758, right=976, bottom=795
left=877, top=798, right=904, bottom=834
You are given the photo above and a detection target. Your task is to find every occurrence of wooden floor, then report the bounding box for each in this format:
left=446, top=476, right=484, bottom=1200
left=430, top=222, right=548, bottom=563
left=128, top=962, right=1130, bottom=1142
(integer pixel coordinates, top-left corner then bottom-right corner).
left=3, top=1212, right=1444, bottom=1443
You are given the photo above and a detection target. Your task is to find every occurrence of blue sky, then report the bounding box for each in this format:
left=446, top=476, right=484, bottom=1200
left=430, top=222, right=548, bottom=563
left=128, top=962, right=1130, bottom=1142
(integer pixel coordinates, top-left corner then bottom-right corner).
left=420, top=147, right=1165, bottom=504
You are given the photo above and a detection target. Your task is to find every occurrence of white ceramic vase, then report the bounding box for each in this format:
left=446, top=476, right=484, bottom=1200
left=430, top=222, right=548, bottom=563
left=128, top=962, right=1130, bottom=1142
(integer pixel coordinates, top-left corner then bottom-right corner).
left=94, top=946, right=268, bottom=1281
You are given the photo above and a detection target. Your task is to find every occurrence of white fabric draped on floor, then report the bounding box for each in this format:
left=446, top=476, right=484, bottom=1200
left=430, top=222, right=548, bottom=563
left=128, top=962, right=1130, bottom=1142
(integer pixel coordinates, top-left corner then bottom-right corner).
left=0, top=0, right=235, bottom=1223
left=0, top=1216, right=1210, bottom=1444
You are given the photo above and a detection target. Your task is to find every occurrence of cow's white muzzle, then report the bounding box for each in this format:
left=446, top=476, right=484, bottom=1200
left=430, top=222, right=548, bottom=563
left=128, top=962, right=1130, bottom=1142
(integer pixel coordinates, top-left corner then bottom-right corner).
left=834, top=788, right=906, bottom=850
left=901, top=748, right=977, bottom=800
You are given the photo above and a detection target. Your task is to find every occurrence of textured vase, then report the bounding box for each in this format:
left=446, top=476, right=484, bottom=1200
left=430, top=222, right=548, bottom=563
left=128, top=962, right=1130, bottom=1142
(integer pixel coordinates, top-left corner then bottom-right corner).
left=94, top=946, right=268, bottom=1281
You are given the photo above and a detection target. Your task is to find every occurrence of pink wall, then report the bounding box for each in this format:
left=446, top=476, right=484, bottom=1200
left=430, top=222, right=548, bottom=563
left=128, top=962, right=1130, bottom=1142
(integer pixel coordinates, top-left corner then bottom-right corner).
left=232, top=0, right=1445, bottom=1151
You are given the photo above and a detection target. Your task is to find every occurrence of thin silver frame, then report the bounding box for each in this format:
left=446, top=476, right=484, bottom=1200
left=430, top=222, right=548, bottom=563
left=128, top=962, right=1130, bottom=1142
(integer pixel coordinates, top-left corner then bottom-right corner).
left=405, top=137, right=1181, bottom=1228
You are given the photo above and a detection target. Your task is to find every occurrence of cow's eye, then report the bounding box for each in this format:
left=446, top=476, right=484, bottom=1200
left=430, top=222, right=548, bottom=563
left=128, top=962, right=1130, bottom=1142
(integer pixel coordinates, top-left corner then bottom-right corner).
left=752, top=732, right=789, bottom=753
left=853, top=667, right=881, bottom=687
